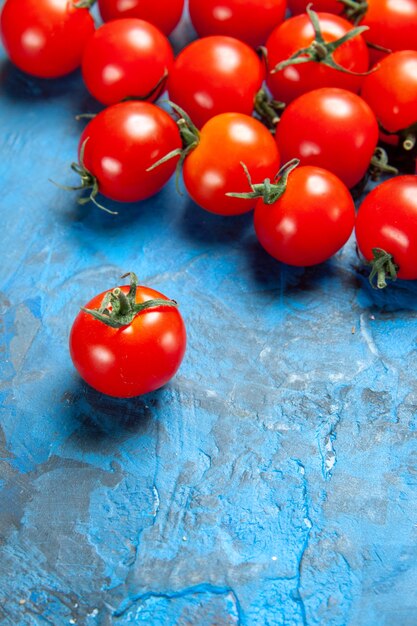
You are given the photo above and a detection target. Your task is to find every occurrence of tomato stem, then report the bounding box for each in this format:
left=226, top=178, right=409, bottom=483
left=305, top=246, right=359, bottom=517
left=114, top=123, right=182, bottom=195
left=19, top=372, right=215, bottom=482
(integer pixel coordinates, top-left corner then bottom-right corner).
left=73, top=0, right=97, bottom=8
left=254, top=88, right=285, bottom=132
left=122, top=68, right=169, bottom=103
left=82, top=272, right=178, bottom=328
left=368, top=248, right=398, bottom=289
left=403, top=134, right=416, bottom=151
left=368, top=146, right=398, bottom=181
left=227, top=158, right=300, bottom=204
left=270, top=4, right=372, bottom=76
left=337, top=0, right=368, bottom=24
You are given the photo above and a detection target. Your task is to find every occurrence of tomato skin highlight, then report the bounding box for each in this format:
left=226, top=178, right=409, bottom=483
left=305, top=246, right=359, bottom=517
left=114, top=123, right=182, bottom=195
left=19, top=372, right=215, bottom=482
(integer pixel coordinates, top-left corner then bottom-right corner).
left=275, top=87, right=379, bottom=189
left=254, top=165, right=355, bottom=266
left=70, top=285, right=187, bottom=398
left=167, top=36, right=264, bottom=129
left=360, top=51, right=417, bottom=135
left=266, top=12, right=369, bottom=104
left=355, top=176, right=417, bottom=281
left=81, top=18, right=174, bottom=106
left=98, top=0, right=184, bottom=36
left=0, top=0, right=95, bottom=78
left=188, top=0, right=287, bottom=48
left=182, top=113, right=281, bottom=216
left=79, top=101, right=181, bottom=203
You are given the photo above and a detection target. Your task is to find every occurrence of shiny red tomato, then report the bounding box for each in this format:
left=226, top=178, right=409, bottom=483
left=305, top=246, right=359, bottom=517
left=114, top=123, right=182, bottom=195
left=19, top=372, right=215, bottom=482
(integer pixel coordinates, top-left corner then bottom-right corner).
left=188, top=0, right=287, bottom=48
left=355, top=176, right=417, bottom=285
left=70, top=273, right=186, bottom=398
left=81, top=18, right=174, bottom=105
left=182, top=112, right=280, bottom=215
left=167, top=36, right=264, bottom=129
left=98, top=0, right=184, bottom=35
left=0, top=0, right=95, bottom=78
left=254, top=164, right=355, bottom=266
left=360, top=51, right=417, bottom=139
left=275, top=88, right=378, bottom=188
left=266, top=12, right=369, bottom=104
left=288, top=0, right=343, bottom=15
left=75, top=101, right=181, bottom=205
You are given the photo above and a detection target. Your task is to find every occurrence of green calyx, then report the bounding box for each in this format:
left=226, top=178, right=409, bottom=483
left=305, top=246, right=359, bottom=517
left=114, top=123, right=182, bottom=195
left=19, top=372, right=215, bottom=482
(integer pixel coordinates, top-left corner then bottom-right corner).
left=254, top=88, right=286, bottom=132
left=271, top=4, right=371, bottom=76
left=338, top=0, right=368, bottom=24
left=368, top=248, right=398, bottom=289
left=51, top=138, right=117, bottom=215
left=379, top=120, right=417, bottom=152
left=368, top=146, right=399, bottom=181
left=82, top=272, right=178, bottom=328
left=227, top=158, right=300, bottom=204
left=73, top=0, right=97, bottom=8
left=146, top=101, right=200, bottom=193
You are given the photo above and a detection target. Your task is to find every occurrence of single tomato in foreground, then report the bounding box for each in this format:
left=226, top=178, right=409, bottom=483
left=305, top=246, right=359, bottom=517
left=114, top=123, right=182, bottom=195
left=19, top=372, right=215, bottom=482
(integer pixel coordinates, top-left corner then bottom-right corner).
left=70, top=272, right=187, bottom=398
left=355, top=176, right=417, bottom=288
left=0, top=0, right=95, bottom=78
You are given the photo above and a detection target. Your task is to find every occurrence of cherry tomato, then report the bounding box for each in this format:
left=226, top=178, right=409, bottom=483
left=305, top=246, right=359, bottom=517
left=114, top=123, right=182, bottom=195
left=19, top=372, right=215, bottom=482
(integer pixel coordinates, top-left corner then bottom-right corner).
left=167, top=36, right=264, bottom=129
left=360, top=51, right=417, bottom=138
left=254, top=164, right=355, bottom=266
left=70, top=273, right=186, bottom=398
left=98, top=0, right=184, bottom=36
left=188, top=0, right=287, bottom=48
left=355, top=176, right=417, bottom=284
left=81, top=18, right=174, bottom=106
left=275, top=87, right=378, bottom=188
left=76, top=101, right=181, bottom=205
left=288, top=0, right=343, bottom=15
left=0, top=0, right=95, bottom=78
left=182, top=112, right=280, bottom=215
left=266, top=12, right=369, bottom=104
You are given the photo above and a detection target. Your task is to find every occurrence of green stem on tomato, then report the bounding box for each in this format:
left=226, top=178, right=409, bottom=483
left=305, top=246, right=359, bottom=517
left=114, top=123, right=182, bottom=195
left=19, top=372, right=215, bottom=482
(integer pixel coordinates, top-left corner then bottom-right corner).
left=368, top=248, right=398, bottom=289
left=226, top=159, right=300, bottom=204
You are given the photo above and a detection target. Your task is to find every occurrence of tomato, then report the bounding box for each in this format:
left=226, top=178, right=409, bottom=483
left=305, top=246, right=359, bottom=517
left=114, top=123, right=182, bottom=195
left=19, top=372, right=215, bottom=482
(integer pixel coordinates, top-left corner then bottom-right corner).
left=188, top=0, right=287, bottom=48
left=70, top=273, right=186, bottom=398
left=275, top=87, right=378, bottom=188
left=73, top=101, right=181, bottom=207
left=167, top=36, right=264, bottom=129
left=252, top=162, right=355, bottom=266
left=0, top=0, right=95, bottom=78
left=98, top=0, right=184, bottom=36
left=266, top=11, right=369, bottom=104
left=360, top=51, right=417, bottom=142
left=81, top=18, right=174, bottom=106
left=355, top=176, right=417, bottom=286
left=181, top=112, right=280, bottom=215
left=288, top=0, right=344, bottom=15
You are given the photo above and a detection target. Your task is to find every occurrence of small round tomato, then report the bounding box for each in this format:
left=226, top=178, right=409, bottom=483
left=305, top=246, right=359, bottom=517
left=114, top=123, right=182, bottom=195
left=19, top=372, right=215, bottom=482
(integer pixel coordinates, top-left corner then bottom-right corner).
left=253, top=163, right=355, bottom=266
left=275, top=87, right=378, bottom=188
left=266, top=11, right=369, bottom=104
left=288, top=0, right=343, bottom=15
left=81, top=18, right=174, bottom=105
left=0, top=0, right=95, bottom=78
left=167, top=36, right=264, bottom=129
left=360, top=51, right=417, bottom=138
left=98, top=0, right=184, bottom=36
left=181, top=112, right=280, bottom=215
left=355, top=176, right=417, bottom=286
left=70, top=273, right=186, bottom=398
left=74, top=101, right=181, bottom=206
left=188, top=0, right=287, bottom=48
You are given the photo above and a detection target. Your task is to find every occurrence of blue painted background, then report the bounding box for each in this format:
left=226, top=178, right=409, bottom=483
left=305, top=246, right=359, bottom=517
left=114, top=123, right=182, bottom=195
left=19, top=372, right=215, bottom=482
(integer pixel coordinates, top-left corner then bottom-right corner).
left=1, top=5, right=417, bottom=626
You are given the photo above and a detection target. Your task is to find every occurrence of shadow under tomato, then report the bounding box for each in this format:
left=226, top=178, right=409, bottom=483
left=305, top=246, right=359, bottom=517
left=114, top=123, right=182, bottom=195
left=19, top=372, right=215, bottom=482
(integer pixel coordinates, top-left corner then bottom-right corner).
left=61, top=378, right=161, bottom=452
left=353, top=260, right=417, bottom=313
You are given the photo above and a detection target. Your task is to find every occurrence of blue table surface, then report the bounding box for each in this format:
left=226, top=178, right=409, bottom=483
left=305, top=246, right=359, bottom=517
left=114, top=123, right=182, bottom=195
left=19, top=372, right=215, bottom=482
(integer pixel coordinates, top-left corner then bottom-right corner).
left=1, top=6, right=417, bottom=626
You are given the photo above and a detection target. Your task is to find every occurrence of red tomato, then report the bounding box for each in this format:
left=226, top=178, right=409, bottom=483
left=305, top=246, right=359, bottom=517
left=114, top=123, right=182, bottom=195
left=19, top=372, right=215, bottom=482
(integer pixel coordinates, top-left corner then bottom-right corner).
left=360, top=51, right=417, bottom=138
left=266, top=12, right=369, bottom=104
left=288, top=0, right=343, bottom=15
left=98, top=0, right=184, bottom=36
left=81, top=18, right=174, bottom=105
left=254, top=164, right=355, bottom=266
left=70, top=274, right=186, bottom=398
left=188, top=0, right=287, bottom=48
left=76, top=101, right=181, bottom=205
left=0, top=0, right=95, bottom=78
left=275, top=88, right=378, bottom=188
left=167, top=36, right=264, bottom=129
left=355, top=176, right=417, bottom=284
left=182, top=113, right=280, bottom=215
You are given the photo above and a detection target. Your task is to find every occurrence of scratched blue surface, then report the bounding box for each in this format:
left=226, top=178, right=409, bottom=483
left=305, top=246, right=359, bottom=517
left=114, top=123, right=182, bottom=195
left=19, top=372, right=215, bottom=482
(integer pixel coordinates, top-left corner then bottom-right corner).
left=1, top=6, right=417, bottom=626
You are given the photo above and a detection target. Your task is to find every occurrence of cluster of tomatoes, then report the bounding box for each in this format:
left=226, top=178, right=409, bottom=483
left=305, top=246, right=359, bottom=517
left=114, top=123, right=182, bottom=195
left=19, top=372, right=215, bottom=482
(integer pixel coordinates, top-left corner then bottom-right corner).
left=1, top=0, right=417, bottom=397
